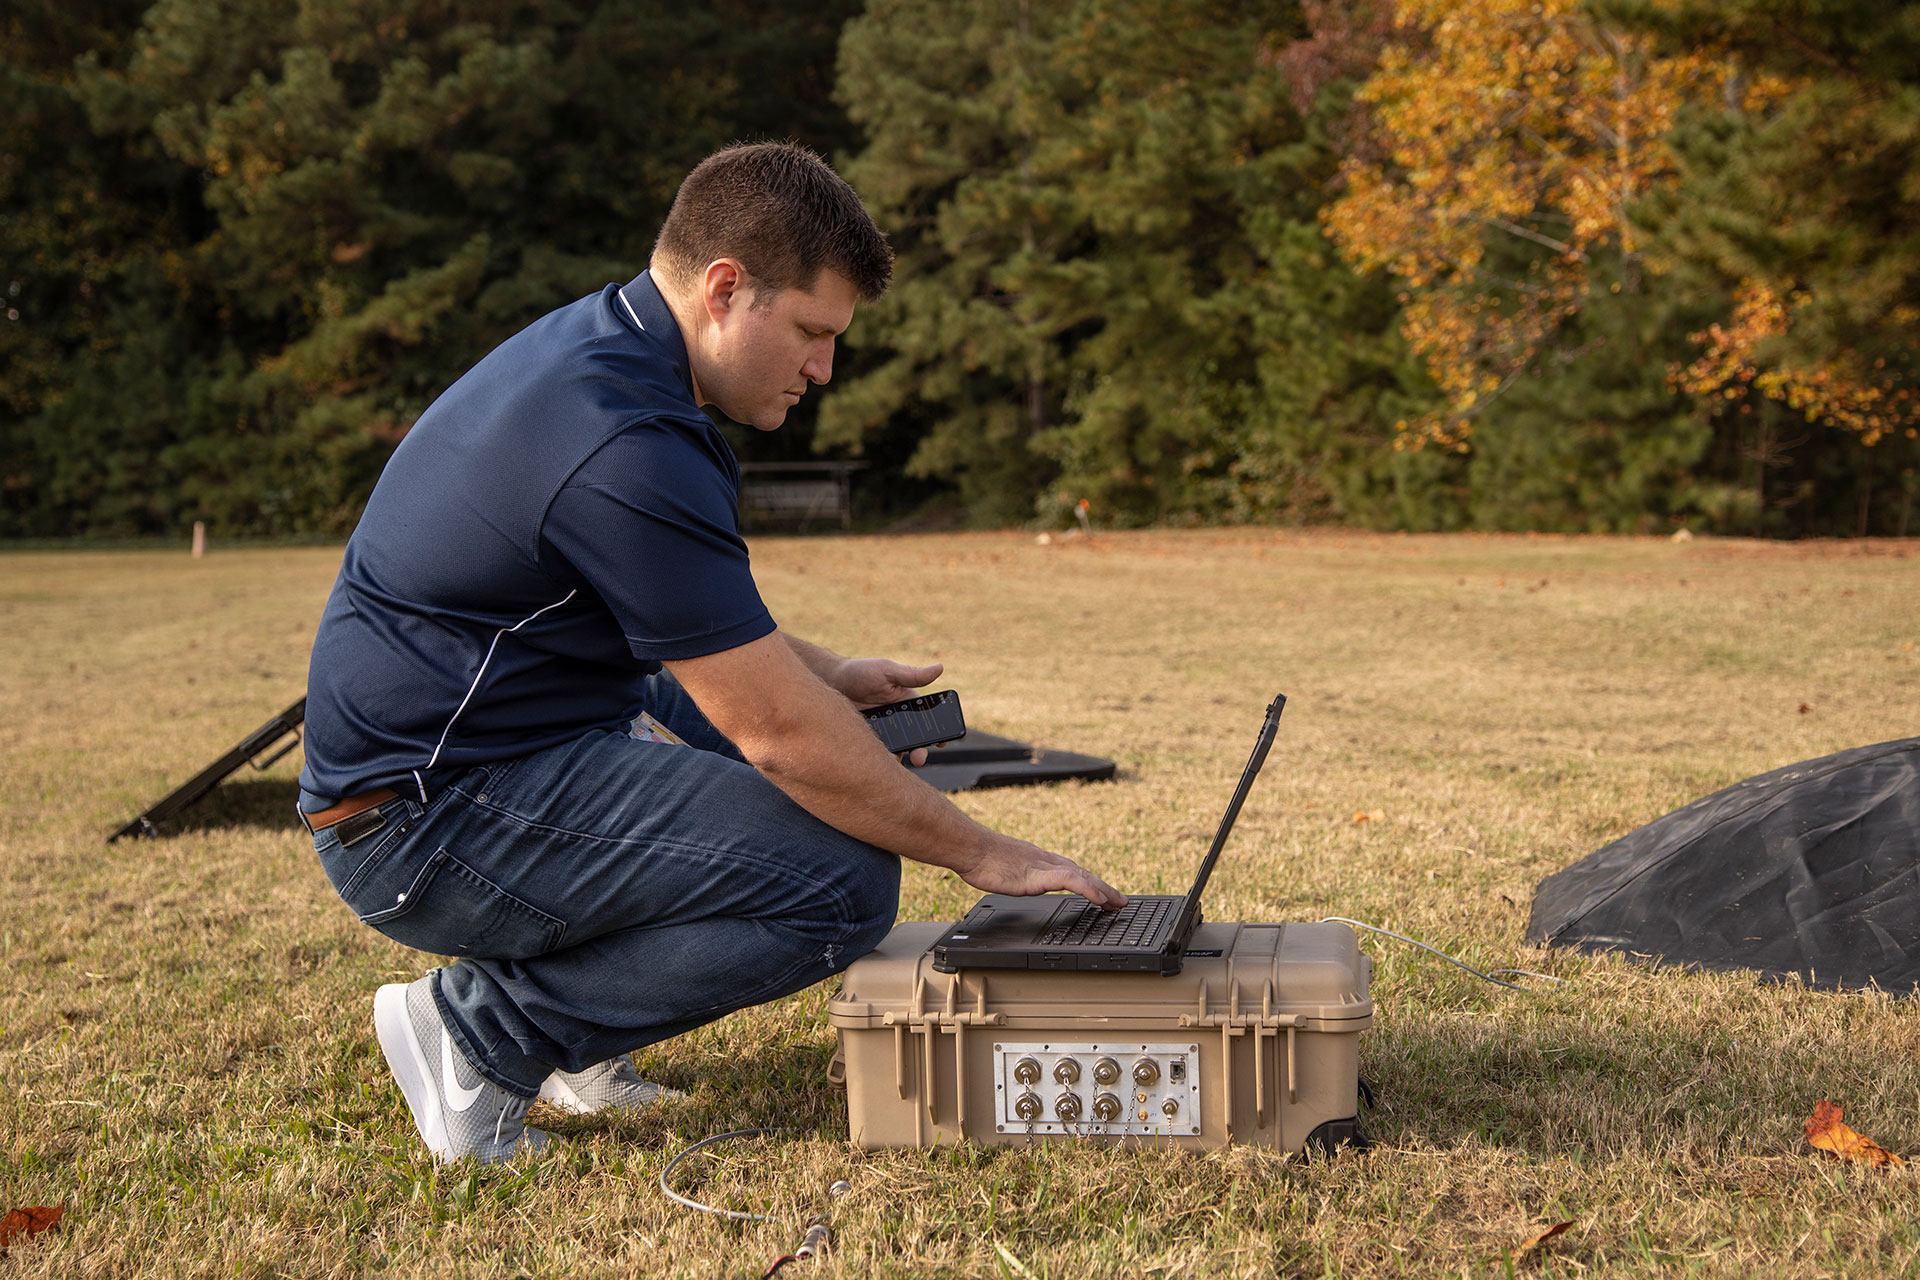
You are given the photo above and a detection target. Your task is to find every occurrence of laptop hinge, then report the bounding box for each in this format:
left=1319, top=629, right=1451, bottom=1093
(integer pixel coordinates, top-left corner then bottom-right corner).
left=1161, top=904, right=1202, bottom=966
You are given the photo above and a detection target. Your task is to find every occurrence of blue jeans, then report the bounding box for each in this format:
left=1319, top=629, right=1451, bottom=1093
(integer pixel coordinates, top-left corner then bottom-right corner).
left=306, top=673, right=901, bottom=1096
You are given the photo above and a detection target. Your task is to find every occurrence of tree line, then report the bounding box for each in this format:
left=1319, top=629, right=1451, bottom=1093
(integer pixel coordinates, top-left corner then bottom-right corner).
left=4, top=0, right=1916, bottom=538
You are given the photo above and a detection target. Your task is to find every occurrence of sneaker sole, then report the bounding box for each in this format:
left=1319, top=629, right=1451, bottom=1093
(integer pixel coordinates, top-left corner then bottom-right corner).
left=536, top=1074, right=592, bottom=1114
left=373, top=983, right=453, bottom=1161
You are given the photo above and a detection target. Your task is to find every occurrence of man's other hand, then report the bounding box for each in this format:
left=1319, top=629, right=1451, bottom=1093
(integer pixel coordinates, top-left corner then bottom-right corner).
left=835, top=657, right=942, bottom=708
left=834, top=657, right=944, bottom=765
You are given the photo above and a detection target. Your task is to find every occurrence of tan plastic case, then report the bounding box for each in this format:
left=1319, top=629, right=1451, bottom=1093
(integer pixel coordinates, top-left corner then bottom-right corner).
left=827, top=920, right=1372, bottom=1152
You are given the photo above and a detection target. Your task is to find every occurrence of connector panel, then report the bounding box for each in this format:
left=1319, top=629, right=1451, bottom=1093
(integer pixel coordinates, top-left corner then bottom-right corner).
left=991, top=1041, right=1201, bottom=1137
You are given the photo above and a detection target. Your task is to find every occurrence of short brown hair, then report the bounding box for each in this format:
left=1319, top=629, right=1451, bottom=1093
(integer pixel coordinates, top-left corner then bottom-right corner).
left=652, top=142, right=893, bottom=302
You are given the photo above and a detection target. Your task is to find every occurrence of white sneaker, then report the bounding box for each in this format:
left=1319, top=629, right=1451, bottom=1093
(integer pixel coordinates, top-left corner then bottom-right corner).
left=372, top=976, right=558, bottom=1164
left=538, top=1054, right=683, bottom=1115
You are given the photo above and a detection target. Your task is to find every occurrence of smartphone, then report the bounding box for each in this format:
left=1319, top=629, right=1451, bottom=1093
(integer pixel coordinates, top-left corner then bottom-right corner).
left=861, top=690, right=966, bottom=756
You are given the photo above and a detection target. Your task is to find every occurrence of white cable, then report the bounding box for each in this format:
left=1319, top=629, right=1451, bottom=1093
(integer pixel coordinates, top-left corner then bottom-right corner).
left=1320, top=917, right=1565, bottom=992
left=659, top=1127, right=786, bottom=1222
left=662, top=1129, right=854, bottom=1278
left=1488, top=968, right=1565, bottom=984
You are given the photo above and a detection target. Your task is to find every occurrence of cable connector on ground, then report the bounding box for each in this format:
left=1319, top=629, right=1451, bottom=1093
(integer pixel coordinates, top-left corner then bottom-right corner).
left=794, top=1223, right=831, bottom=1259
left=661, top=1129, right=853, bottom=1277
left=760, top=1224, right=832, bottom=1279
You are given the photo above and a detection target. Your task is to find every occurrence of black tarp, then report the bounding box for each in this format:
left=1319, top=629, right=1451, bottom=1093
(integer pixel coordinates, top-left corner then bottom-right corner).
left=1526, top=737, right=1920, bottom=992
left=909, top=730, right=1116, bottom=792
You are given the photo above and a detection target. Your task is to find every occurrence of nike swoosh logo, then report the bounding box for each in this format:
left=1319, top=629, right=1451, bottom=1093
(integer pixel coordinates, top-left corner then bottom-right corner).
left=442, top=1028, right=485, bottom=1113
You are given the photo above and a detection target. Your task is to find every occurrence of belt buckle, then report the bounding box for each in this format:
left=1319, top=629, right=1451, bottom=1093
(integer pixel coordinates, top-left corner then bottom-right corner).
left=334, top=806, right=389, bottom=847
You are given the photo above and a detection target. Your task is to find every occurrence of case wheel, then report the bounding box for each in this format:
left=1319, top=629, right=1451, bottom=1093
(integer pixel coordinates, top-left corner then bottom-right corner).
left=1304, top=1116, right=1372, bottom=1157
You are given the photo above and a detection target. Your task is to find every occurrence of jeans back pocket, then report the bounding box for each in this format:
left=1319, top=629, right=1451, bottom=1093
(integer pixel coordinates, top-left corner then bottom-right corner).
left=357, top=847, right=567, bottom=960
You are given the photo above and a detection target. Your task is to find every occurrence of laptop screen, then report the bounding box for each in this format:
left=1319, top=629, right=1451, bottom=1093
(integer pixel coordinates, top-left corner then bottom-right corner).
left=1174, top=694, right=1285, bottom=910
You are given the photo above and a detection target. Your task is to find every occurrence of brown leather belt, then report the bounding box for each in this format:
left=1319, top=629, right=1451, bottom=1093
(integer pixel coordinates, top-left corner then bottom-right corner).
left=300, top=787, right=400, bottom=834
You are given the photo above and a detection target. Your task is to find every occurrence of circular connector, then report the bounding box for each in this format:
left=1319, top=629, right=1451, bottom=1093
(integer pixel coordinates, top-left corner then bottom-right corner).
left=1014, top=1091, right=1043, bottom=1121
left=1132, top=1058, right=1161, bottom=1086
left=1054, top=1092, right=1083, bottom=1121
left=1092, top=1056, right=1121, bottom=1085
left=1091, top=1092, right=1123, bottom=1122
left=1052, top=1057, right=1081, bottom=1085
left=1013, top=1057, right=1042, bottom=1085
left=1162, top=1098, right=1181, bottom=1118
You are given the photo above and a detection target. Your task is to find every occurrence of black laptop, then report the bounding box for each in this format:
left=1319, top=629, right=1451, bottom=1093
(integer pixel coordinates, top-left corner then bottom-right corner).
left=929, top=695, right=1285, bottom=975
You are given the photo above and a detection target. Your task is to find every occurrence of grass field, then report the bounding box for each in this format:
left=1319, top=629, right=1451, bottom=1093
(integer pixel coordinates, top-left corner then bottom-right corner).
left=2, top=530, right=1917, bottom=1278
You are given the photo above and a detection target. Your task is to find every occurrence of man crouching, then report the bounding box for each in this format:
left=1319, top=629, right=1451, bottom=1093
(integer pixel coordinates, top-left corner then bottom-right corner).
left=296, top=142, right=1123, bottom=1163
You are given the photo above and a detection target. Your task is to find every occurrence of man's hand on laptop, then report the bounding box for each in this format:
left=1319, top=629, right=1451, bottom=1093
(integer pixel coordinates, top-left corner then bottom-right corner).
left=955, top=832, right=1127, bottom=909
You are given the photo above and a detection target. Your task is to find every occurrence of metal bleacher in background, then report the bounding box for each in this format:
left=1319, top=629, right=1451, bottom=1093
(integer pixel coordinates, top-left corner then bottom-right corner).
left=738, top=460, right=866, bottom=530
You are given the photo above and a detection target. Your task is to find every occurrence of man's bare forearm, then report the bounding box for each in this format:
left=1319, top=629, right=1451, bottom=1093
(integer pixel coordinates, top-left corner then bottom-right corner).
left=746, top=685, right=1115, bottom=903
left=683, top=636, right=974, bottom=858
left=781, top=633, right=847, bottom=687
left=666, top=632, right=1122, bottom=905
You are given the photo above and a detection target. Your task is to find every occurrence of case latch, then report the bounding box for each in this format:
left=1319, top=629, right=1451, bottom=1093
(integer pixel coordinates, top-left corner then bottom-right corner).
left=881, top=971, right=1005, bottom=1141
left=1178, top=979, right=1308, bottom=1134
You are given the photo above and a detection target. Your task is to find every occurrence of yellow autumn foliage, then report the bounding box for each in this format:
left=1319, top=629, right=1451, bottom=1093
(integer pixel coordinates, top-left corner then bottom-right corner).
left=1323, top=0, right=1786, bottom=450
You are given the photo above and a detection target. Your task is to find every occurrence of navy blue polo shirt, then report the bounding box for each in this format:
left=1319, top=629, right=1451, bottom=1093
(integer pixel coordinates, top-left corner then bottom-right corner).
left=298, top=271, right=775, bottom=804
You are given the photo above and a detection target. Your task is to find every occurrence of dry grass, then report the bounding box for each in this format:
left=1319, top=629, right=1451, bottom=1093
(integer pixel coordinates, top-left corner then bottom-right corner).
left=2, top=529, right=1917, bottom=1278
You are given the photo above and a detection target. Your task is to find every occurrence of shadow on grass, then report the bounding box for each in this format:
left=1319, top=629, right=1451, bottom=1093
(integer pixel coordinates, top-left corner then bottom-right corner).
left=157, top=776, right=306, bottom=837
left=543, top=1042, right=850, bottom=1149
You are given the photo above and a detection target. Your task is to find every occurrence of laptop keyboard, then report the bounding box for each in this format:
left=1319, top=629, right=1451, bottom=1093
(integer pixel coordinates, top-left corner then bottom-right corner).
left=1038, top=897, right=1174, bottom=948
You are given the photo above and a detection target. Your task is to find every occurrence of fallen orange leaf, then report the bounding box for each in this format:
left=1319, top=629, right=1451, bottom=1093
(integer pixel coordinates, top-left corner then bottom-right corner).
left=1806, top=1100, right=1905, bottom=1168
left=1514, top=1220, right=1573, bottom=1254
left=0, top=1205, right=64, bottom=1253
left=1351, top=810, right=1384, bottom=823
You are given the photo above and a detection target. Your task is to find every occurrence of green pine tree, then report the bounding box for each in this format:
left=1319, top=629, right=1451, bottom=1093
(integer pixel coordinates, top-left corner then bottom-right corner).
left=3, top=0, right=861, bottom=537
left=1613, top=0, right=1920, bottom=533
left=829, top=0, right=1439, bottom=528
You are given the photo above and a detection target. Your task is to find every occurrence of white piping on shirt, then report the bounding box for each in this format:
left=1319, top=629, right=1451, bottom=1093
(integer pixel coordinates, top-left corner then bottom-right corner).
left=618, top=288, right=646, bottom=331
left=424, top=590, right=578, bottom=774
